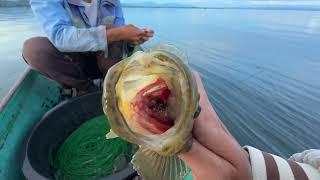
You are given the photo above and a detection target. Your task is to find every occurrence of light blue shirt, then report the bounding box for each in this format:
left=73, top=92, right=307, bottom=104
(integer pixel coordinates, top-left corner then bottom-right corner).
left=30, top=0, right=125, bottom=54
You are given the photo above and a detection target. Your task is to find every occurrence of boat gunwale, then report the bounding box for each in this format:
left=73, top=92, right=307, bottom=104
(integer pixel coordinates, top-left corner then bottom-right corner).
left=0, top=68, right=31, bottom=113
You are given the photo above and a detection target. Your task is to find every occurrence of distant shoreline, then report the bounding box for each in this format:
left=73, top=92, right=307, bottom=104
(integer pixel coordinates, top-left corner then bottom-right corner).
left=123, top=6, right=320, bottom=11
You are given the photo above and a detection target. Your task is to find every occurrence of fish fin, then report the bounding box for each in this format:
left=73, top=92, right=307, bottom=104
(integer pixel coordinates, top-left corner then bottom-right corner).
left=106, top=129, right=119, bottom=139
left=132, top=147, right=190, bottom=180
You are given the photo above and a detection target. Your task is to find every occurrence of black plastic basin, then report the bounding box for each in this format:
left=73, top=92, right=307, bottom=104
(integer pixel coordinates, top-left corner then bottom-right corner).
left=22, top=92, right=136, bottom=180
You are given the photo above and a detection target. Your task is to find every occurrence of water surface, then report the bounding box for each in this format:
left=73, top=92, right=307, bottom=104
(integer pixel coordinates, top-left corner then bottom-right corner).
left=0, top=7, right=42, bottom=98
left=1, top=7, right=320, bottom=157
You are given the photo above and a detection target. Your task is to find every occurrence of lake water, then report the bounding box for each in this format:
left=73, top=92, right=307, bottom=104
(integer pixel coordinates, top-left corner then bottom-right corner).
left=1, top=7, right=320, bottom=157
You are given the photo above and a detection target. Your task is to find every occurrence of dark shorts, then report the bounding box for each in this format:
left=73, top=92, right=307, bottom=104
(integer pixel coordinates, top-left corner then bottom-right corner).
left=22, top=37, right=123, bottom=90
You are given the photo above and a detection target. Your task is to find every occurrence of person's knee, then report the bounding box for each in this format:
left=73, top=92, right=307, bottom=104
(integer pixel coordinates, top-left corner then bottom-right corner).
left=22, top=37, right=52, bottom=65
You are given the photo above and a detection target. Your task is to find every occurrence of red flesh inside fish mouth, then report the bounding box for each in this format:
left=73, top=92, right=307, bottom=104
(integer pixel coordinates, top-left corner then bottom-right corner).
left=133, top=79, right=175, bottom=134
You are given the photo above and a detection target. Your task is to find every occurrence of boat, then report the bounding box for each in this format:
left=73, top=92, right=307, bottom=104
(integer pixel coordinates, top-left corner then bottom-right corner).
left=0, top=46, right=143, bottom=180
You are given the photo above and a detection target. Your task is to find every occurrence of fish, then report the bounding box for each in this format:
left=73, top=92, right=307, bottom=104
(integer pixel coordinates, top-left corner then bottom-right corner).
left=103, top=44, right=200, bottom=180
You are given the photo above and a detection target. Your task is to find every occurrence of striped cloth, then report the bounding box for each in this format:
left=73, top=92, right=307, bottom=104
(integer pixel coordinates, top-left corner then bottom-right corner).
left=244, top=146, right=320, bottom=180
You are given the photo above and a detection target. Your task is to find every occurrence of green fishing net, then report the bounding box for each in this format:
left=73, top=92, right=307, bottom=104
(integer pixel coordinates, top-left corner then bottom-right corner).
left=53, top=115, right=135, bottom=180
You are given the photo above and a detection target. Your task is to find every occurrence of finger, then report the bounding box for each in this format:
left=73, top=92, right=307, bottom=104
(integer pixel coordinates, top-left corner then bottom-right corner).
left=142, top=28, right=148, bottom=33
left=147, top=30, right=154, bottom=37
left=137, top=36, right=150, bottom=43
left=179, top=139, right=233, bottom=179
left=142, top=28, right=154, bottom=37
left=135, top=39, right=144, bottom=45
left=141, top=36, right=149, bottom=42
left=146, top=33, right=154, bottom=38
left=148, top=29, right=155, bottom=34
left=131, top=40, right=140, bottom=45
left=136, top=36, right=142, bottom=41
left=146, top=31, right=154, bottom=37
left=132, top=37, right=141, bottom=42
left=132, top=39, right=145, bottom=45
left=136, top=29, right=146, bottom=36
left=142, top=28, right=154, bottom=34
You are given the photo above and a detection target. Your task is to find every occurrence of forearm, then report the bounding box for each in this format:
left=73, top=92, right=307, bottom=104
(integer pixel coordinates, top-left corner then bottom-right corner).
left=51, top=25, right=108, bottom=52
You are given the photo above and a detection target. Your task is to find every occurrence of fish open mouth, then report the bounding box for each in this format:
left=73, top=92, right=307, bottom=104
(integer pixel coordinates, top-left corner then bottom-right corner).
left=111, top=50, right=193, bottom=137
left=132, top=79, right=175, bottom=134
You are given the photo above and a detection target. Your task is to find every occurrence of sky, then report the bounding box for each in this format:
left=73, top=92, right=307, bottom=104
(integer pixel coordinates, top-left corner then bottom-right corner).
left=121, top=0, right=320, bottom=6
left=121, top=0, right=219, bottom=5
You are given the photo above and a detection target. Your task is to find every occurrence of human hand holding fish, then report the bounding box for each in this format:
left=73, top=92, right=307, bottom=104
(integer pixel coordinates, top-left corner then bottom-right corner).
left=178, top=72, right=252, bottom=180
left=103, top=45, right=251, bottom=180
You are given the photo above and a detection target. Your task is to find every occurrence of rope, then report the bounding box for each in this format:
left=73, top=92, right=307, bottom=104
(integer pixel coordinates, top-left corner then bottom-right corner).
left=53, top=115, right=133, bottom=180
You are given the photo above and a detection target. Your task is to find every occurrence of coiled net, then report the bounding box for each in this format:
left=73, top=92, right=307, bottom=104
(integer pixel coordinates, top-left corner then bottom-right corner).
left=53, top=115, right=134, bottom=180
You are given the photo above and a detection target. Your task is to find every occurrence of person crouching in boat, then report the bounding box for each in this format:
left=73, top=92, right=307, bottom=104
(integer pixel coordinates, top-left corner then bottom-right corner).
left=22, top=0, right=154, bottom=97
